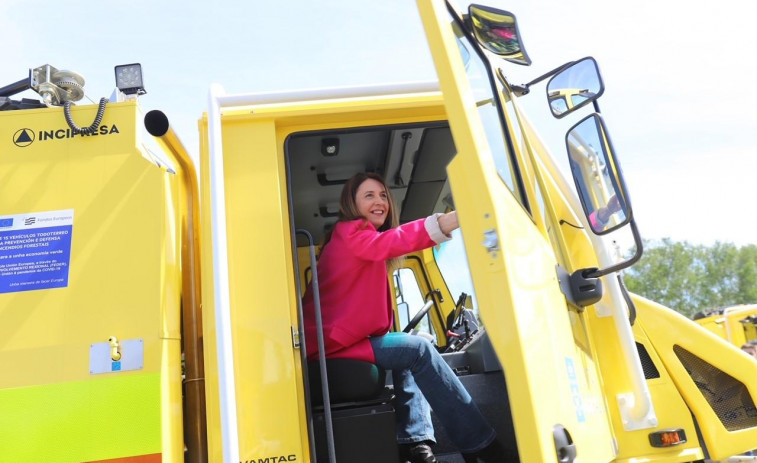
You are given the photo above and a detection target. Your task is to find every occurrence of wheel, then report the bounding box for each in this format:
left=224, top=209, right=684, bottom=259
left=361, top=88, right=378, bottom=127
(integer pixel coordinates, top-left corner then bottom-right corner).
left=402, top=300, right=434, bottom=333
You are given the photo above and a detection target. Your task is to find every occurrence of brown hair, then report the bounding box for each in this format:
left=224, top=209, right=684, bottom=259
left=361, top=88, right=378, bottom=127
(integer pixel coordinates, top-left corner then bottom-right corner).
left=323, top=172, right=402, bottom=269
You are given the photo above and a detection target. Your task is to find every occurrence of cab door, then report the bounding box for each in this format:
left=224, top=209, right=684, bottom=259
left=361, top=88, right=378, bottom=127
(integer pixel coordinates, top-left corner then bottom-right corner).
left=416, top=1, right=616, bottom=461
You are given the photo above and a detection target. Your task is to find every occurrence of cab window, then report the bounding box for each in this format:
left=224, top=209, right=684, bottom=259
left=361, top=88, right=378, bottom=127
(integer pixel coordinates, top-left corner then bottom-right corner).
left=450, top=17, right=529, bottom=213
left=394, top=267, right=435, bottom=339
left=433, top=229, right=478, bottom=316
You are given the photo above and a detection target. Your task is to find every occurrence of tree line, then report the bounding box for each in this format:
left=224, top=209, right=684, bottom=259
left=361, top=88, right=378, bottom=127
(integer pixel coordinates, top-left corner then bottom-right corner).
left=623, top=239, right=757, bottom=318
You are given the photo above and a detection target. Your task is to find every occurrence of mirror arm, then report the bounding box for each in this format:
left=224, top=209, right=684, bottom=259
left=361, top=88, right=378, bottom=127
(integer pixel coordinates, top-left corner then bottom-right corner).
left=516, top=59, right=578, bottom=95
left=593, top=99, right=602, bottom=113
left=587, top=220, right=644, bottom=278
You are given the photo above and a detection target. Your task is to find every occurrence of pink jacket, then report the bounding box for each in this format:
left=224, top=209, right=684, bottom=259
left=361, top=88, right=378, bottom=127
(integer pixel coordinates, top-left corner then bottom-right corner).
left=302, top=216, right=449, bottom=363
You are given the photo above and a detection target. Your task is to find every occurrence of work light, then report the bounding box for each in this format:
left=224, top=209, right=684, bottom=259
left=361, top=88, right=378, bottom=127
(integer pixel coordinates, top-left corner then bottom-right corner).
left=114, top=63, right=146, bottom=96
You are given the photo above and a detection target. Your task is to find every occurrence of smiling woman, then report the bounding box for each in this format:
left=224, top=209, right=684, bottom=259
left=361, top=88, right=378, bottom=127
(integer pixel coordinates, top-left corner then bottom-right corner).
left=301, top=171, right=457, bottom=365
left=355, top=178, right=391, bottom=229
left=348, top=174, right=396, bottom=231
left=298, top=170, right=506, bottom=463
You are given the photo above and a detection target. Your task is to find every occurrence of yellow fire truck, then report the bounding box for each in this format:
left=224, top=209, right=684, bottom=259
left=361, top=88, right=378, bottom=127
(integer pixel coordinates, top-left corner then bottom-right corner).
left=694, top=305, right=757, bottom=350
left=1, top=1, right=756, bottom=463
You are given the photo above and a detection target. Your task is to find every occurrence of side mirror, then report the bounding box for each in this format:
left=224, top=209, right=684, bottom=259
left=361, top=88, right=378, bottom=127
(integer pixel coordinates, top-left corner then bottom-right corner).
left=547, top=57, right=604, bottom=118
left=565, top=113, right=630, bottom=235
left=566, top=113, right=644, bottom=277
left=468, top=4, right=531, bottom=66
left=397, top=301, right=411, bottom=326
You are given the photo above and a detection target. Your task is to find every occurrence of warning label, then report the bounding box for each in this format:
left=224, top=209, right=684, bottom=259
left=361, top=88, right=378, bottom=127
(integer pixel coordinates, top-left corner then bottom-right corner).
left=0, top=210, right=74, bottom=294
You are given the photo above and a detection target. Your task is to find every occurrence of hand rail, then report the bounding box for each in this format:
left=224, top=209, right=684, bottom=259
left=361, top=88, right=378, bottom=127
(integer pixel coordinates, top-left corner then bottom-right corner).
left=297, top=229, right=337, bottom=463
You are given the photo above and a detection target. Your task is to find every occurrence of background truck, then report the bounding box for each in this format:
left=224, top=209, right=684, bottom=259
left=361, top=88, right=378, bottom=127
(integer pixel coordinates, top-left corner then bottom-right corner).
left=1, top=1, right=756, bottom=462
left=694, top=305, right=757, bottom=351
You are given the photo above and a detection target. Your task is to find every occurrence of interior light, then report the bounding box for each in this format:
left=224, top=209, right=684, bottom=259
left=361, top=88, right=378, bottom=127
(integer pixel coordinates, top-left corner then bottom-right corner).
left=114, top=63, right=146, bottom=96
left=321, top=137, right=339, bottom=157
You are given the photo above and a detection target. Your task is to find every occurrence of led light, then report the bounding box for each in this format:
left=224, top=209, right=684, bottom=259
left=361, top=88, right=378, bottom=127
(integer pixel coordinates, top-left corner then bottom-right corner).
left=321, top=137, right=339, bottom=156
left=114, top=63, right=146, bottom=96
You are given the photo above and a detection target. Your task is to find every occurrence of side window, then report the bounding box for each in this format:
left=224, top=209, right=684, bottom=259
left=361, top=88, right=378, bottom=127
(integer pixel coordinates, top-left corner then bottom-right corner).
left=433, top=229, right=478, bottom=316
left=500, top=90, right=547, bottom=226
left=451, top=19, right=528, bottom=212
left=393, top=267, right=435, bottom=339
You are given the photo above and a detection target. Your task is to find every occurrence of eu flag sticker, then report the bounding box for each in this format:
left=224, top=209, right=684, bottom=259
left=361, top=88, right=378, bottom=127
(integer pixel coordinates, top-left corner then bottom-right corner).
left=0, top=218, right=12, bottom=228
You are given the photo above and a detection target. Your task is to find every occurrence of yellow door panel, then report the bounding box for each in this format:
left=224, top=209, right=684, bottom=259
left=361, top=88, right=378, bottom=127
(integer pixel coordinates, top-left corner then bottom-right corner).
left=416, top=1, right=615, bottom=461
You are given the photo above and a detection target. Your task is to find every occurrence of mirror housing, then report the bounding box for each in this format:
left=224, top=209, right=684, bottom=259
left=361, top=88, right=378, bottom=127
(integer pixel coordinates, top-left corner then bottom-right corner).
left=468, top=4, right=531, bottom=65
left=566, top=113, right=631, bottom=235
left=547, top=57, right=604, bottom=118
left=566, top=113, right=644, bottom=277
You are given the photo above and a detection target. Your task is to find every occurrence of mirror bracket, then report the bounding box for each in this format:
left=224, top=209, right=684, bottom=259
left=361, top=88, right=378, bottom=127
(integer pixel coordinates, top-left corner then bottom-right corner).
left=557, top=265, right=603, bottom=309
left=509, top=83, right=530, bottom=96
left=569, top=268, right=603, bottom=307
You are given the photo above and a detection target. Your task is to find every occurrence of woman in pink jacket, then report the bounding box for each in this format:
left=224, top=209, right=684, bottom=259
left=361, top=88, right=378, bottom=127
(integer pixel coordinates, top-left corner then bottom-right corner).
left=302, top=173, right=507, bottom=463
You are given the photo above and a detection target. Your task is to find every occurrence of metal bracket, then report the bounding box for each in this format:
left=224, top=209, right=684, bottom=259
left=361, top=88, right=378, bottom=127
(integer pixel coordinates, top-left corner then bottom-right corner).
left=292, top=326, right=301, bottom=349
left=617, top=392, right=658, bottom=431
left=482, top=229, right=499, bottom=253
left=90, top=338, right=143, bottom=374
left=556, top=265, right=603, bottom=309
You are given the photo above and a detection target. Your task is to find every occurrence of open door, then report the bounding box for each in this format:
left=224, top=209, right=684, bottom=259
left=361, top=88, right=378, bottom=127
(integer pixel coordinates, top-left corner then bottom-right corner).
left=416, top=1, right=616, bottom=461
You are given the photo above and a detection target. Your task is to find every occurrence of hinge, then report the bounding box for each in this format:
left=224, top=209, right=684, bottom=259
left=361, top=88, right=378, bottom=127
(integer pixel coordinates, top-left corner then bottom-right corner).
left=291, top=326, right=301, bottom=349
left=482, top=229, right=499, bottom=253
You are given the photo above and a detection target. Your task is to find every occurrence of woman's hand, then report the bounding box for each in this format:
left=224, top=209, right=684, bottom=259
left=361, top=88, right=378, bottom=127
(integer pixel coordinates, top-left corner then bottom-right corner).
left=438, top=211, right=459, bottom=236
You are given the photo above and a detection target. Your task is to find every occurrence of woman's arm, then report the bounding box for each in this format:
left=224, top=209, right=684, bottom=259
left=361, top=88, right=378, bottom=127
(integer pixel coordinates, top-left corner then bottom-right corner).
left=341, top=212, right=458, bottom=261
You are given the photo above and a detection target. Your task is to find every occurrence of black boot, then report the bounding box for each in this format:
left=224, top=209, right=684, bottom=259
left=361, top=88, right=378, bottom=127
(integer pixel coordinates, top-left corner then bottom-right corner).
left=399, top=441, right=439, bottom=463
left=461, top=438, right=516, bottom=463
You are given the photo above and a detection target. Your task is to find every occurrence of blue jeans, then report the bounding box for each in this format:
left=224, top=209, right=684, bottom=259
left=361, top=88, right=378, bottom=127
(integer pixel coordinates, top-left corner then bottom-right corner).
left=369, top=332, right=496, bottom=454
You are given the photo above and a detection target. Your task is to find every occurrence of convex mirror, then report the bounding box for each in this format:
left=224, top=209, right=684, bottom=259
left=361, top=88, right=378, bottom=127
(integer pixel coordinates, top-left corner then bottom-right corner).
left=566, top=113, right=631, bottom=235
left=547, top=57, right=604, bottom=118
left=468, top=4, right=531, bottom=65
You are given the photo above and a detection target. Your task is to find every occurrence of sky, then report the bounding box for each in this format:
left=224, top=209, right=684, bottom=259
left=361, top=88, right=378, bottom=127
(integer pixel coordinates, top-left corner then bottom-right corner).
left=2, top=0, right=755, bottom=247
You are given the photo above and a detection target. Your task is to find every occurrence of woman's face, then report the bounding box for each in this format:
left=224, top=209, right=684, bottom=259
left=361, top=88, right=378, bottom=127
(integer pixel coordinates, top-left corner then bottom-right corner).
left=355, top=178, right=389, bottom=228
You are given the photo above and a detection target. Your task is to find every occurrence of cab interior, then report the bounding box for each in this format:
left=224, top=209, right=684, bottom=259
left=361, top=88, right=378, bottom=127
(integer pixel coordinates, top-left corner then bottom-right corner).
left=285, top=120, right=519, bottom=462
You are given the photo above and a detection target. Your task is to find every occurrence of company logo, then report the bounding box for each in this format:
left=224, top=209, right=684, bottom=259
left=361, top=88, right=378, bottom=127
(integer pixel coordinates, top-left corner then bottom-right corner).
left=0, top=218, right=13, bottom=228
left=12, top=125, right=120, bottom=147
left=24, top=217, right=36, bottom=226
left=13, top=128, right=35, bottom=147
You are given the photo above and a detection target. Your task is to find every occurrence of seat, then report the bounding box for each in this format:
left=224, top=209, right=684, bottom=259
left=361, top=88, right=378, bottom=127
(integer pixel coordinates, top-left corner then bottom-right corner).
left=308, top=358, right=400, bottom=463
left=307, top=358, right=388, bottom=407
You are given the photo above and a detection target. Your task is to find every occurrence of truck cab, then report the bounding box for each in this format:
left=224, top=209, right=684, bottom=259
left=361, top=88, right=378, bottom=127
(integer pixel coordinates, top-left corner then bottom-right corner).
left=1, top=1, right=757, bottom=463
